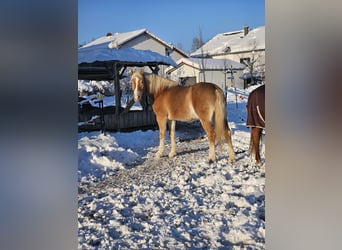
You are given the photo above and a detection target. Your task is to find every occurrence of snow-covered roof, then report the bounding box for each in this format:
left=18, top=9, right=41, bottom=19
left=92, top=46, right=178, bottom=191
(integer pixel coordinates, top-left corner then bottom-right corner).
left=167, top=57, right=245, bottom=73
left=81, top=29, right=147, bottom=48
left=81, top=29, right=188, bottom=57
left=78, top=43, right=177, bottom=80
left=191, top=26, right=265, bottom=57
left=78, top=43, right=177, bottom=66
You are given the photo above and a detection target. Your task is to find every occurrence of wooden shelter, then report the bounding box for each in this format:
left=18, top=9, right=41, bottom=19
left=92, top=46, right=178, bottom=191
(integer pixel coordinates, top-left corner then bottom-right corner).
left=78, top=45, right=177, bottom=131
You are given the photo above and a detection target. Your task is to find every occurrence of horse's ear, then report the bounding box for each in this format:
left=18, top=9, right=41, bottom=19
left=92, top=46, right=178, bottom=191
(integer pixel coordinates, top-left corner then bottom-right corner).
left=128, top=69, right=134, bottom=75
left=139, top=69, right=144, bottom=75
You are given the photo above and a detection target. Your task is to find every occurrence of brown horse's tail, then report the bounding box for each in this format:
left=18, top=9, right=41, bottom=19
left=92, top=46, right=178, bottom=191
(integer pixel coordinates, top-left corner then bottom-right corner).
left=214, top=88, right=228, bottom=146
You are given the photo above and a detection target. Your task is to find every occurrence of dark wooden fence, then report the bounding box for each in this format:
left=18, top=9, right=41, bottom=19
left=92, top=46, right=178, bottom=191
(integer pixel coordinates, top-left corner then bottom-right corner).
left=78, top=106, right=157, bottom=132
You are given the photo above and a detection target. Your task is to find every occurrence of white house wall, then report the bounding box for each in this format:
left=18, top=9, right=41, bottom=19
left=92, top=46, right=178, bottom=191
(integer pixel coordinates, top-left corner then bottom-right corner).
left=214, top=50, right=265, bottom=70
left=169, top=64, right=200, bottom=83
left=122, top=34, right=186, bottom=76
left=197, top=70, right=244, bottom=90
left=169, top=64, right=245, bottom=90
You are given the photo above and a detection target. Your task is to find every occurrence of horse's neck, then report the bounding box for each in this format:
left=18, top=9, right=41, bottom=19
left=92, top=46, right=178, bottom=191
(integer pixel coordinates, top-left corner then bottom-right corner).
left=145, top=73, right=178, bottom=96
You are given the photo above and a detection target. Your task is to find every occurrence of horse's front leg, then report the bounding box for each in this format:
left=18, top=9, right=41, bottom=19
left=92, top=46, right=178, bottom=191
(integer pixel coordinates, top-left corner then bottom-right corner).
left=156, top=116, right=167, bottom=158
left=168, top=120, right=176, bottom=158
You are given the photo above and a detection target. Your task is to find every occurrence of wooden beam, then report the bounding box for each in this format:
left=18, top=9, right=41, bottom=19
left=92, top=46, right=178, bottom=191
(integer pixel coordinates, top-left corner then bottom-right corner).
left=113, top=62, right=121, bottom=131
left=121, top=98, right=135, bottom=115
left=148, top=65, right=160, bottom=74
left=119, top=66, right=127, bottom=79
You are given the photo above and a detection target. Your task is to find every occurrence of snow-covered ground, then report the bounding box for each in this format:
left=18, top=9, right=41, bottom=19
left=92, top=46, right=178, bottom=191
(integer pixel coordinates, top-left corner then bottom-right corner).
left=78, top=86, right=265, bottom=249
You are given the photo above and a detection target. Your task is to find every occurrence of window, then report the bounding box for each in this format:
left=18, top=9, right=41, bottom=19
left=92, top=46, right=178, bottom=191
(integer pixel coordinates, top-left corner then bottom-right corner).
left=240, top=58, right=250, bottom=66
left=165, top=47, right=173, bottom=56
left=224, top=46, right=231, bottom=53
left=180, top=77, right=196, bottom=86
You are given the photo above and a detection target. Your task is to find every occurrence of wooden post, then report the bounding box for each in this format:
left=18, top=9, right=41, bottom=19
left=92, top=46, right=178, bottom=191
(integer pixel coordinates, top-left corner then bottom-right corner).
left=113, top=62, right=121, bottom=130
left=149, top=65, right=159, bottom=74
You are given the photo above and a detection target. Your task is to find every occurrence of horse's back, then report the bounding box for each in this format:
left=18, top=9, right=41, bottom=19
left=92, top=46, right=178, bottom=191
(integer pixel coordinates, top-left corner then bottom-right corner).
left=162, top=82, right=219, bottom=104
left=191, top=82, right=222, bottom=102
left=192, top=82, right=221, bottom=92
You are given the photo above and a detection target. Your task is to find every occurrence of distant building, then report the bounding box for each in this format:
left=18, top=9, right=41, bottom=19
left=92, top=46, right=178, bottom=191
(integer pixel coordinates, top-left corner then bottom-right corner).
left=190, top=25, right=265, bottom=88
left=81, top=29, right=188, bottom=76
left=166, top=57, right=246, bottom=90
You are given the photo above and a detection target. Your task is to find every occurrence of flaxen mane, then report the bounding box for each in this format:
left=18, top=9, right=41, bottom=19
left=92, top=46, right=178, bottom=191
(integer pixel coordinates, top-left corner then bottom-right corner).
left=143, top=73, right=179, bottom=96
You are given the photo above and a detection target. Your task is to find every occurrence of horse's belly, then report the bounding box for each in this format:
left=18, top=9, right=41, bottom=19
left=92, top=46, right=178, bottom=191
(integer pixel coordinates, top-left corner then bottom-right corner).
left=168, top=105, right=199, bottom=122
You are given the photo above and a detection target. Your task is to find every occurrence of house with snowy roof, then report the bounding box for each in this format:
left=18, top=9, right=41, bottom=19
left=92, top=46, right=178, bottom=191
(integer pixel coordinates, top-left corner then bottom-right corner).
left=190, top=25, right=265, bottom=88
left=166, top=57, right=246, bottom=90
left=80, top=29, right=188, bottom=76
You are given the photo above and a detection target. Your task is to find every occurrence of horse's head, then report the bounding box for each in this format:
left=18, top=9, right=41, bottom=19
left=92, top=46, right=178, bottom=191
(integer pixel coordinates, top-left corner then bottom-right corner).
left=129, top=69, right=145, bottom=102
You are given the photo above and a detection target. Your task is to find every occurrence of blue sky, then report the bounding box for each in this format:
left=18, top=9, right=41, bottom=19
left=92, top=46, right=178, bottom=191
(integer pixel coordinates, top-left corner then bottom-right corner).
left=78, top=0, right=265, bottom=53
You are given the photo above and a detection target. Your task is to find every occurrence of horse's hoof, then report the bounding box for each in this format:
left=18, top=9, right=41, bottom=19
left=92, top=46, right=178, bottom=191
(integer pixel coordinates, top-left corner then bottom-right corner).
left=168, top=153, right=176, bottom=158
left=208, top=159, right=214, bottom=164
left=229, top=158, right=235, bottom=164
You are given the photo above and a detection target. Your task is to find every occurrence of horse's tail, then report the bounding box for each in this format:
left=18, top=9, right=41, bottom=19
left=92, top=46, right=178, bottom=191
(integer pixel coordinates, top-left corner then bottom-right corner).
left=214, top=88, right=228, bottom=146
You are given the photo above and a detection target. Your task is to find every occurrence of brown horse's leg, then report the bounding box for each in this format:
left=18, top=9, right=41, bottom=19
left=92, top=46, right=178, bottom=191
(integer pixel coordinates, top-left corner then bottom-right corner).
left=156, top=116, right=167, bottom=158
left=200, top=119, right=216, bottom=163
left=224, top=126, right=235, bottom=163
left=251, top=127, right=262, bottom=165
left=249, top=129, right=255, bottom=159
left=168, top=120, right=176, bottom=158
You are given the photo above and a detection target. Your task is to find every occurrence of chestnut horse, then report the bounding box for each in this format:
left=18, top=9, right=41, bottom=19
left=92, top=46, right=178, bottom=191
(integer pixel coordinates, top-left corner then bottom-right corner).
left=246, top=84, right=265, bottom=165
left=129, top=69, right=235, bottom=163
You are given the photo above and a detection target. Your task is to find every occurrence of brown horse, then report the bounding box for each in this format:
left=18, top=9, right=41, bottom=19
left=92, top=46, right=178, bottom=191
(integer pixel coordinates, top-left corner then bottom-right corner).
left=246, top=84, right=265, bottom=165
left=129, top=69, right=235, bottom=163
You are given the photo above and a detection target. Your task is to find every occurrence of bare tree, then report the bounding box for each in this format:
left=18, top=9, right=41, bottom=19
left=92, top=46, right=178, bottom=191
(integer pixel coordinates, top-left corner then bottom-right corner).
left=190, top=27, right=208, bottom=82
left=240, top=39, right=262, bottom=86
left=197, top=27, right=207, bottom=82
left=191, top=37, right=204, bottom=52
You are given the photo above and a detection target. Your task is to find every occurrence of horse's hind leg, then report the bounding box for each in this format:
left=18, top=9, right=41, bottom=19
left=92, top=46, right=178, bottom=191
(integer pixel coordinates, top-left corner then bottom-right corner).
left=168, top=120, right=177, bottom=158
left=200, top=119, right=216, bottom=163
left=251, top=127, right=262, bottom=165
left=156, top=116, right=167, bottom=158
left=224, top=125, right=235, bottom=163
